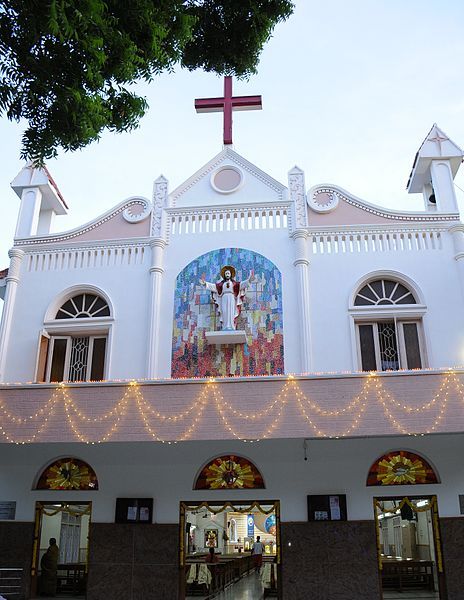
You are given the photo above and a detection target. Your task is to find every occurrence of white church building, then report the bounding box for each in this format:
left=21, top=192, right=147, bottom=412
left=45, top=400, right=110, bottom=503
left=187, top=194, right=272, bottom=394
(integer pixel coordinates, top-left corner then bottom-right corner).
left=0, top=79, right=463, bottom=600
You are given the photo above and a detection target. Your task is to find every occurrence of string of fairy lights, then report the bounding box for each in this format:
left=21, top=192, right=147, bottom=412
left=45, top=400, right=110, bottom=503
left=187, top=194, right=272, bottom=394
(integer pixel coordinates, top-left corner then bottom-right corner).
left=0, top=372, right=463, bottom=444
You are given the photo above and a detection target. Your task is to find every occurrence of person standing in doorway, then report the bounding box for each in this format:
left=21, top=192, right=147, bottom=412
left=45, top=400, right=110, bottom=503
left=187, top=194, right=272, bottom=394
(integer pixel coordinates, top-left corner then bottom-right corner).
left=251, top=535, right=264, bottom=574
left=40, top=538, right=59, bottom=597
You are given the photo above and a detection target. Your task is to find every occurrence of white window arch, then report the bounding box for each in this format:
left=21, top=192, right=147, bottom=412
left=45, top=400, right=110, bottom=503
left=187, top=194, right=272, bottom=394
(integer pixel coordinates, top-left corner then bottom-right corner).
left=354, top=279, right=417, bottom=307
left=350, top=273, right=427, bottom=372
left=55, top=293, right=110, bottom=319
left=36, top=287, right=113, bottom=383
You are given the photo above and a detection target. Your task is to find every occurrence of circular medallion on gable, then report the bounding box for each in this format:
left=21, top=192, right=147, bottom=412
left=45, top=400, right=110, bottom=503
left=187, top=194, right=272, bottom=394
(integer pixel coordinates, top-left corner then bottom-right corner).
left=211, top=166, right=244, bottom=194
left=308, top=189, right=339, bottom=213
left=122, top=198, right=152, bottom=223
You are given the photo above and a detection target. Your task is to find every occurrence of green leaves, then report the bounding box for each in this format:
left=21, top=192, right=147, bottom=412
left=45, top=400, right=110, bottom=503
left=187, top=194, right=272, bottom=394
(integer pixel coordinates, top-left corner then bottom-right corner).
left=0, top=0, right=294, bottom=163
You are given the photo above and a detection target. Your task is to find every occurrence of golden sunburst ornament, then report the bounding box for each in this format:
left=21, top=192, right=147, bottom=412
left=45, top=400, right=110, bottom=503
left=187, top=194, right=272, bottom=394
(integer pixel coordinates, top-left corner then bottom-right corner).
left=46, top=461, right=91, bottom=490
left=205, top=457, right=256, bottom=489
left=377, top=454, right=426, bottom=485
left=195, top=455, right=265, bottom=490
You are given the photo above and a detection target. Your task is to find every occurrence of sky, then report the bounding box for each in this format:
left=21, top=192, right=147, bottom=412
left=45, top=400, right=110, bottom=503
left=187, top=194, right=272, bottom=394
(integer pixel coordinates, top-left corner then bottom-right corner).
left=0, top=0, right=464, bottom=270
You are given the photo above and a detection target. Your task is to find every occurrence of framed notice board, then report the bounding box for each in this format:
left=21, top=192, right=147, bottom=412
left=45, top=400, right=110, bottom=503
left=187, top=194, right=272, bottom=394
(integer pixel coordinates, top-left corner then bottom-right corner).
left=307, top=494, right=347, bottom=521
left=115, top=498, right=153, bottom=524
left=0, top=501, right=16, bottom=520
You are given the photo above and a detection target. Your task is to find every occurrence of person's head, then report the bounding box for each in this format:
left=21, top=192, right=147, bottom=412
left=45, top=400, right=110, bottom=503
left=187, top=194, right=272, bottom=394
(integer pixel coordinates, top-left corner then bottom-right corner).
left=256, top=536, right=260, bottom=542
left=220, top=265, right=236, bottom=281
left=49, top=538, right=56, bottom=546
left=209, top=547, right=215, bottom=556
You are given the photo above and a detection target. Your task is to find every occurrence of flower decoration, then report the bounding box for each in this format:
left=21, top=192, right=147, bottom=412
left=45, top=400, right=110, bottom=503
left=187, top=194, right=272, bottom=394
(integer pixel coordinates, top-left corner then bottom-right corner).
left=367, top=451, right=438, bottom=486
left=195, top=455, right=265, bottom=490
left=36, top=458, right=99, bottom=490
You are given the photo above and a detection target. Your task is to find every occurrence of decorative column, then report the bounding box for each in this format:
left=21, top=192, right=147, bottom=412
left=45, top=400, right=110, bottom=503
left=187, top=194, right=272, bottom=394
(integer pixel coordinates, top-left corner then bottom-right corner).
left=147, top=176, right=169, bottom=378
left=288, top=166, right=311, bottom=373
left=0, top=248, right=25, bottom=381
left=292, top=230, right=312, bottom=373
left=449, top=224, right=464, bottom=300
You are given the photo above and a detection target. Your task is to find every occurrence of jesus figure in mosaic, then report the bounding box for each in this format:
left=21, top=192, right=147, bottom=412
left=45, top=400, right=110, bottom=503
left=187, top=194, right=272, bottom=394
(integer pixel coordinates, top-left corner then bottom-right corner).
left=200, top=265, right=255, bottom=331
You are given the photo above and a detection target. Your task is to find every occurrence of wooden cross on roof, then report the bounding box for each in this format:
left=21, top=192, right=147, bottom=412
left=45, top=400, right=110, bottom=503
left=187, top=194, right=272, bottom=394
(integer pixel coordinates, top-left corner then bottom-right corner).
left=195, top=76, right=262, bottom=145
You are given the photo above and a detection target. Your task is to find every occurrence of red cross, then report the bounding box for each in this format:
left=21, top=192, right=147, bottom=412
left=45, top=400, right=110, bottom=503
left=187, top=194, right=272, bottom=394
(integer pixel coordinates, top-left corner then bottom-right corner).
left=195, top=76, right=262, bottom=145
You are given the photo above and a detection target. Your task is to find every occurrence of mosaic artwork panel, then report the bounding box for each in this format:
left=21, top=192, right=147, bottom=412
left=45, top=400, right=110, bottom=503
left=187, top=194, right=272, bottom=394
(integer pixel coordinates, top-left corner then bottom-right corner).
left=366, top=450, right=438, bottom=486
left=36, top=458, right=99, bottom=490
left=195, top=455, right=265, bottom=490
left=171, top=248, right=284, bottom=377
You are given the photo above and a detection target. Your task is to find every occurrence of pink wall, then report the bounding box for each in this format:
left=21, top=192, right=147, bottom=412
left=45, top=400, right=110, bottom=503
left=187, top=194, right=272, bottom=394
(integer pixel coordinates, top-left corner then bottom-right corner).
left=1, top=371, right=463, bottom=443
left=70, top=212, right=150, bottom=241
left=309, top=199, right=405, bottom=226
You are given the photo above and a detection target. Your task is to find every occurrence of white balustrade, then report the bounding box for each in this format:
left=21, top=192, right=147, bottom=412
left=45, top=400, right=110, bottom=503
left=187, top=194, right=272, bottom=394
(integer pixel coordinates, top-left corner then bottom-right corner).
left=26, top=245, right=147, bottom=272
left=309, top=230, right=443, bottom=255
left=168, top=204, right=290, bottom=236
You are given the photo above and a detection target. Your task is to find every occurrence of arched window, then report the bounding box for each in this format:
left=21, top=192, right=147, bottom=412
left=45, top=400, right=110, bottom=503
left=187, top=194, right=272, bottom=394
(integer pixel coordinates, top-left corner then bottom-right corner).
left=354, top=279, right=417, bottom=306
left=366, top=450, right=438, bottom=486
left=36, top=290, right=112, bottom=383
left=351, top=276, right=426, bottom=371
left=194, top=455, right=265, bottom=490
left=55, top=293, right=110, bottom=319
left=36, top=457, right=99, bottom=490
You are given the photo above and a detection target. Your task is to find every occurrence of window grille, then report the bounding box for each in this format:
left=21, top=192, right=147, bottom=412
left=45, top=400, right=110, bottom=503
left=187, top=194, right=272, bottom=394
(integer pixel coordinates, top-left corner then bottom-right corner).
left=69, top=337, right=90, bottom=382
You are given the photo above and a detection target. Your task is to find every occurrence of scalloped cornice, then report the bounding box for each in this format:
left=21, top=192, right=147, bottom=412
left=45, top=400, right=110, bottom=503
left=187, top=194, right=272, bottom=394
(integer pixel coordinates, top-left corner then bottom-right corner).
left=13, top=197, right=151, bottom=246
left=169, top=147, right=286, bottom=204
left=309, top=184, right=460, bottom=223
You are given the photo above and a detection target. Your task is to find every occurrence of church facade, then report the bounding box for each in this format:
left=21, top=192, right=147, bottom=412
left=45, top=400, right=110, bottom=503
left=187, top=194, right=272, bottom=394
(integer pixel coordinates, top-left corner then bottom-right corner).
left=0, top=117, right=464, bottom=599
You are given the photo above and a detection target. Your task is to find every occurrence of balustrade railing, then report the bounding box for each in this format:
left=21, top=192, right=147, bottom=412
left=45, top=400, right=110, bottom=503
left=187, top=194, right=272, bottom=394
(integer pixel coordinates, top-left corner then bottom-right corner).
left=308, top=230, right=443, bottom=255
left=168, top=204, right=289, bottom=236
left=26, top=245, right=147, bottom=272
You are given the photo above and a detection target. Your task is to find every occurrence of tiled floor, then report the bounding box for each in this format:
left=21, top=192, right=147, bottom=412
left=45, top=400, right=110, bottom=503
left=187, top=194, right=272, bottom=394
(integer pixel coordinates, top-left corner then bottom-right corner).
left=383, top=592, right=439, bottom=599
left=39, top=583, right=440, bottom=600
left=187, top=571, right=266, bottom=600
left=186, top=579, right=441, bottom=600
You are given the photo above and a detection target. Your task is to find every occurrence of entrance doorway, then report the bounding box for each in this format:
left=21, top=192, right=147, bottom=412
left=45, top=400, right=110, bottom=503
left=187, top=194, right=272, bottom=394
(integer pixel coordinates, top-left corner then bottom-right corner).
left=32, top=501, right=91, bottom=598
left=374, top=495, right=445, bottom=600
left=179, top=500, right=280, bottom=599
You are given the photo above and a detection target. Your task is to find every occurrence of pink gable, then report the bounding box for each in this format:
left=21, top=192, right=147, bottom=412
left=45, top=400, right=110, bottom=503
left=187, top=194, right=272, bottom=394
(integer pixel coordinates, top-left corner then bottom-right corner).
left=72, top=211, right=150, bottom=242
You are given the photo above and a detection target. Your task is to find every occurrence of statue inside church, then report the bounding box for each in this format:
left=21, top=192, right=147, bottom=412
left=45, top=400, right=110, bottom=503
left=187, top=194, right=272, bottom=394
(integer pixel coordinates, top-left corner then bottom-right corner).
left=200, top=265, right=255, bottom=331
